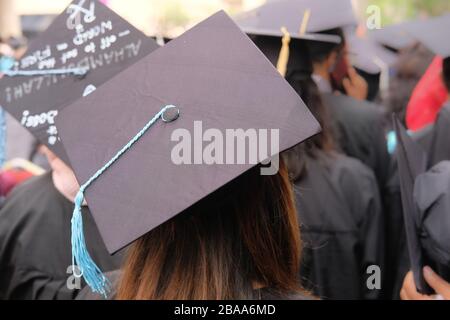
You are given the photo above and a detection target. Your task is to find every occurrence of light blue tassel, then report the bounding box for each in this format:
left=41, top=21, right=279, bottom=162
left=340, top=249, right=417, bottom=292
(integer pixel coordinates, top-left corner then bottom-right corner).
left=387, top=130, right=397, bottom=155
left=387, top=129, right=414, bottom=155
left=71, top=188, right=111, bottom=297
left=71, top=105, right=180, bottom=297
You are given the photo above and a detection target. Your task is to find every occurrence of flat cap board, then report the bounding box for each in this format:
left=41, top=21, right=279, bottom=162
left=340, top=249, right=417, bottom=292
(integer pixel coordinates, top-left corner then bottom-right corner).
left=57, top=11, right=321, bottom=254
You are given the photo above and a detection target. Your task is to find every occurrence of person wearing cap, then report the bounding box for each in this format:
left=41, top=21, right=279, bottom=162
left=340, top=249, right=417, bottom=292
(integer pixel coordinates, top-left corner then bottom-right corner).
left=249, top=33, right=384, bottom=299
left=55, top=11, right=323, bottom=300
left=284, top=67, right=384, bottom=300
left=394, top=117, right=450, bottom=300
left=306, top=28, right=390, bottom=189
left=250, top=0, right=392, bottom=297
left=386, top=16, right=450, bottom=298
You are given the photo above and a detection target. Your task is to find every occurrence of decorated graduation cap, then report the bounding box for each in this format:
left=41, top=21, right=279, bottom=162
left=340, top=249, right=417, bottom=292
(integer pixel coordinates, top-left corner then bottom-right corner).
left=57, top=11, right=321, bottom=297
left=0, top=0, right=159, bottom=164
left=405, top=13, right=450, bottom=58
left=393, top=116, right=447, bottom=294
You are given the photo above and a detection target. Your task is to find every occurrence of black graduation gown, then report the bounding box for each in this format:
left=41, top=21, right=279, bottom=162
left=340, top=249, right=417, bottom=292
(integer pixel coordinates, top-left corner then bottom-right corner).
left=321, top=93, right=396, bottom=298
left=414, top=161, right=450, bottom=282
left=427, top=103, right=450, bottom=167
left=294, top=152, right=384, bottom=300
left=383, top=159, right=409, bottom=299
left=321, top=93, right=390, bottom=190
left=0, top=172, right=122, bottom=300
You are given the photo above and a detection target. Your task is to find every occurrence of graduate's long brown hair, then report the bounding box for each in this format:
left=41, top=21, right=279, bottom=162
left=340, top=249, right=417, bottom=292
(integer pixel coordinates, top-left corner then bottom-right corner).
left=116, top=159, right=303, bottom=300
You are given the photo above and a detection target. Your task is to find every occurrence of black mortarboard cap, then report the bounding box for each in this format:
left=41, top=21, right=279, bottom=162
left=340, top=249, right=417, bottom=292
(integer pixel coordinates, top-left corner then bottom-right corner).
left=406, top=14, right=450, bottom=58
left=57, top=11, right=321, bottom=295
left=235, top=0, right=356, bottom=42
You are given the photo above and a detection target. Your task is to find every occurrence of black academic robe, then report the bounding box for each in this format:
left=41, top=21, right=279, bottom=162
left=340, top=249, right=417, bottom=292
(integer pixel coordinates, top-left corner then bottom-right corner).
left=321, top=93, right=390, bottom=190
left=427, top=103, right=450, bottom=167
left=382, top=160, right=409, bottom=299
left=382, top=116, right=450, bottom=299
left=0, top=172, right=122, bottom=300
left=294, top=152, right=384, bottom=300
left=321, top=93, right=395, bottom=298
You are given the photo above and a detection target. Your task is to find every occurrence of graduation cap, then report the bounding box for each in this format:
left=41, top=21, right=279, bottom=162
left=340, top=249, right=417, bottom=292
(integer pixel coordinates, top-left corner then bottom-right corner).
left=393, top=116, right=432, bottom=294
left=346, top=33, right=398, bottom=75
left=405, top=14, right=450, bottom=58
left=345, top=33, right=399, bottom=100
left=0, top=0, right=159, bottom=164
left=236, top=0, right=354, bottom=80
left=57, top=11, right=321, bottom=296
left=235, top=0, right=356, bottom=43
left=370, top=21, right=418, bottom=52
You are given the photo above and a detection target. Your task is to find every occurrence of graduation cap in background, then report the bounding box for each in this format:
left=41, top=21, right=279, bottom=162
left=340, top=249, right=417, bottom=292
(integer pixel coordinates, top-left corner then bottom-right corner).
left=346, top=33, right=398, bottom=75
left=369, top=20, right=418, bottom=52
left=57, top=11, right=321, bottom=296
left=346, top=33, right=398, bottom=100
left=0, top=0, right=159, bottom=164
left=393, top=116, right=433, bottom=294
left=235, top=0, right=355, bottom=80
left=405, top=13, right=450, bottom=58
left=235, top=0, right=357, bottom=38
left=235, top=0, right=356, bottom=43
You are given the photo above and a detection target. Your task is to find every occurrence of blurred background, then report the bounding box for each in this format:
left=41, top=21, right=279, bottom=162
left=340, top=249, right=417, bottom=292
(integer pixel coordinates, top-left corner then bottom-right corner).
left=1, top=0, right=450, bottom=41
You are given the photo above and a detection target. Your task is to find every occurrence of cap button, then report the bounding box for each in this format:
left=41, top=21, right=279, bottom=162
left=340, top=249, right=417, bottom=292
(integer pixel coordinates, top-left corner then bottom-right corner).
left=162, top=105, right=180, bottom=123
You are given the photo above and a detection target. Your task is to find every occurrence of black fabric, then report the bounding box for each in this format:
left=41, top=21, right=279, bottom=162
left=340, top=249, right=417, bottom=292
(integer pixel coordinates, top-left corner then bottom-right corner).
left=428, top=103, right=450, bottom=167
left=294, top=152, right=384, bottom=300
left=393, top=118, right=431, bottom=295
left=414, top=161, right=450, bottom=269
left=382, top=158, right=409, bottom=299
left=321, top=93, right=390, bottom=190
left=0, top=172, right=122, bottom=300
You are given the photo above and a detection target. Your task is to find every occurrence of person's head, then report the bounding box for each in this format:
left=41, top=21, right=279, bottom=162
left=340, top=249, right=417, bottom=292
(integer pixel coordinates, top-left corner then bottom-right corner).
left=305, top=28, right=346, bottom=76
left=443, top=57, right=450, bottom=94
left=117, top=159, right=303, bottom=300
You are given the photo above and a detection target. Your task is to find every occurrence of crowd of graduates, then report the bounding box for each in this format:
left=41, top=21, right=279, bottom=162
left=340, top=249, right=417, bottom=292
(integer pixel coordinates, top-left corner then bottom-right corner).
left=0, top=0, right=449, bottom=301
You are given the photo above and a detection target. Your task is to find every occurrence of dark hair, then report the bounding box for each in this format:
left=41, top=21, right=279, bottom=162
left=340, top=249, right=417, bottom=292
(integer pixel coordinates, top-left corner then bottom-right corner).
left=443, top=57, right=450, bottom=92
left=305, top=28, right=346, bottom=64
left=117, top=160, right=305, bottom=300
left=281, top=40, right=336, bottom=182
